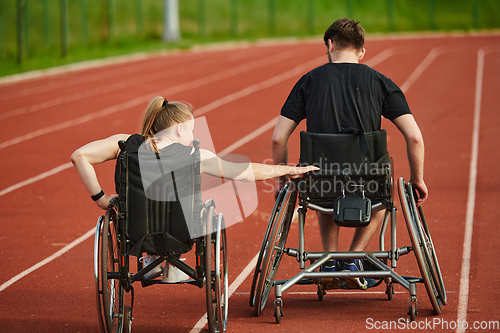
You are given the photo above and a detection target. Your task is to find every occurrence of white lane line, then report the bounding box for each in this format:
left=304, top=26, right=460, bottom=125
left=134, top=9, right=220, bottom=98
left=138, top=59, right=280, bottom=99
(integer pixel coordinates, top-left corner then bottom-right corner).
left=0, top=38, right=320, bottom=87
left=0, top=53, right=321, bottom=151
left=190, top=252, right=260, bottom=333
left=0, top=162, right=73, bottom=197
left=0, top=50, right=295, bottom=121
left=195, top=56, right=323, bottom=117
left=219, top=116, right=279, bottom=156
left=0, top=227, right=95, bottom=292
left=0, top=52, right=190, bottom=102
left=455, top=46, right=499, bottom=333
left=400, top=44, right=485, bottom=94
left=0, top=52, right=152, bottom=87
left=364, top=47, right=396, bottom=67
left=287, top=291, right=406, bottom=295
left=400, top=49, right=440, bottom=93
left=0, top=97, right=147, bottom=150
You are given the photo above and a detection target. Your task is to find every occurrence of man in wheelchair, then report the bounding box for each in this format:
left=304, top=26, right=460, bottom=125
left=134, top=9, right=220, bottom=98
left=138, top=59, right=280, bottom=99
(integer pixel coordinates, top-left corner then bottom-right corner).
left=271, top=18, right=427, bottom=290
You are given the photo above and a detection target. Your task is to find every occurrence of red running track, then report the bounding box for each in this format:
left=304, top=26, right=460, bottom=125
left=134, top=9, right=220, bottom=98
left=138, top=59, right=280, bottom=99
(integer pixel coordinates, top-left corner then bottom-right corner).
left=0, top=33, right=499, bottom=333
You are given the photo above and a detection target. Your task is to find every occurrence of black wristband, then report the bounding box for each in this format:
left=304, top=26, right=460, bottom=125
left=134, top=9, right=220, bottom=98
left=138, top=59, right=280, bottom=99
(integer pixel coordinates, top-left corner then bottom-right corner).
left=91, top=190, right=105, bottom=201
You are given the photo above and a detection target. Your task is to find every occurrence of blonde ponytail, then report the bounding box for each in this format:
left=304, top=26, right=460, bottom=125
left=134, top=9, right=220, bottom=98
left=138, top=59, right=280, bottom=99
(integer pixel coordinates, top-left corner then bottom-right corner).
left=140, top=96, right=194, bottom=152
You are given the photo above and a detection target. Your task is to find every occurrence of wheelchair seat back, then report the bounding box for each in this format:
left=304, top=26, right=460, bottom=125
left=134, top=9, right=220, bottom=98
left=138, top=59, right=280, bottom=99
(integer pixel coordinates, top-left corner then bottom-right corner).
left=298, top=130, right=392, bottom=226
left=116, top=136, right=202, bottom=256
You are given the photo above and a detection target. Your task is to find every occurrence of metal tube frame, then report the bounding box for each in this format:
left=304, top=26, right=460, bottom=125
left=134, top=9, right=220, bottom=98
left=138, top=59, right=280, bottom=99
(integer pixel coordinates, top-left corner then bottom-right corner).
left=275, top=199, right=418, bottom=301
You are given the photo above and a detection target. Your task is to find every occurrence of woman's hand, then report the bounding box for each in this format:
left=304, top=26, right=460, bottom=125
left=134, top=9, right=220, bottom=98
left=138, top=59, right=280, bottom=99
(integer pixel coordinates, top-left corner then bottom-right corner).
left=286, top=165, right=319, bottom=179
left=95, top=194, right=119, bottom=210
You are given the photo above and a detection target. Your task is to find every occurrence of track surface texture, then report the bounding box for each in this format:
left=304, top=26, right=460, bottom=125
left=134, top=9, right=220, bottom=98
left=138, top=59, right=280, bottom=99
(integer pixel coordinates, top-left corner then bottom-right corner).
left=1, top=33, right=499, bottom=333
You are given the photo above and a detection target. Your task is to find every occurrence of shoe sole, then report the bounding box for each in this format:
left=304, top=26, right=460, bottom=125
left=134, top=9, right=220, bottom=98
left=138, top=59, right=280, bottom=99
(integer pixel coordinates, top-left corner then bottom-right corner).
left=143, top=266, right=163, bottom=280
left=339, top=271, right=368, bottom=290
left=321, top=278, right=342, bottom=290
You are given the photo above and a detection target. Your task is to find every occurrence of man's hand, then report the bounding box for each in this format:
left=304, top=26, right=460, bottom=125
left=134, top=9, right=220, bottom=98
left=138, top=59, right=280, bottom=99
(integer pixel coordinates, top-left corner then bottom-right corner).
left=410, top=178, right=428, bottom=206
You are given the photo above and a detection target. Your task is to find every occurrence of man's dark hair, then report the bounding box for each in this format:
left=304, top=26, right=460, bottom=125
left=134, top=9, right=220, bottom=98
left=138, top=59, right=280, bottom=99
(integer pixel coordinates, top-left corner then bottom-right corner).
left=323, top=18, right=365, bottom=51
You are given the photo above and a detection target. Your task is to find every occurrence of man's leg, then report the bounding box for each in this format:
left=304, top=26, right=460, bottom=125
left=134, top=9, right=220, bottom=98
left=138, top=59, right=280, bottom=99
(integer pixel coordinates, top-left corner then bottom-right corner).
left=349, top=210, right=385, bottom=251
left=317, top=211, right=340, bottom=252
left=318, top=211, right=342, bottom=289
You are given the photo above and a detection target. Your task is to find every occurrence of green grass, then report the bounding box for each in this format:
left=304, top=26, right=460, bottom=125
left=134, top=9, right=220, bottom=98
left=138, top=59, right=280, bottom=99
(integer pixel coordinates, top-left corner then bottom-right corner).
left=0, top=0, right=498, bottom=78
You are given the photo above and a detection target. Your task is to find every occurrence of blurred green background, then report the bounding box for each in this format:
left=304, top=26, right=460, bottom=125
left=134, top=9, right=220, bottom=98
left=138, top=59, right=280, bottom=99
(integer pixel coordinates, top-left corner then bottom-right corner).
left=1, top=0, right=499, bottom=77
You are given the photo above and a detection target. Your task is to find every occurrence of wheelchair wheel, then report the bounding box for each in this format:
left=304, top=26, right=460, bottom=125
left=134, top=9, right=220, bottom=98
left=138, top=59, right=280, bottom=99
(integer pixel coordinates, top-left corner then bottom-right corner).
left=408, top=184, right=447, bottom=305
left=95, top=209, right=126, bottom=333
left=205, top=208, right=228, bottom=333
left=249, top=185, right=287, bottom=307
left=253, top=183, right=297, bottom=316
left=123, top=306, right=132, bottom=333
left=398, top=178, right=445, bottom=315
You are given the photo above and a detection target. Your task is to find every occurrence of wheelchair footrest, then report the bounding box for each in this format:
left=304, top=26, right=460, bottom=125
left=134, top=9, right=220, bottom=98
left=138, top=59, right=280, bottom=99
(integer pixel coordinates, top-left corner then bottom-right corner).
left=274, top=277, right=383, bottom=290
left=141, top=279, right=198, bottom=287
left=401, top=276, right=424, bottom=284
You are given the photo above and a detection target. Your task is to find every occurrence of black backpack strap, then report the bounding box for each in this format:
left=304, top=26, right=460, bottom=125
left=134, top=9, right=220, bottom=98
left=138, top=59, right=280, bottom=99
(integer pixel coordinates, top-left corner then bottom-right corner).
left=340, top=127, right=374, bottom=164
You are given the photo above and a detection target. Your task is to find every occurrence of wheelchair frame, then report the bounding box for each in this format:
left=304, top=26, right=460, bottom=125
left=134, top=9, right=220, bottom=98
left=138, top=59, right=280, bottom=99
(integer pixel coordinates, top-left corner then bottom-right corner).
left=250, top=175, right=446, bottom=323
left=93, top=140, right=228, bottom=333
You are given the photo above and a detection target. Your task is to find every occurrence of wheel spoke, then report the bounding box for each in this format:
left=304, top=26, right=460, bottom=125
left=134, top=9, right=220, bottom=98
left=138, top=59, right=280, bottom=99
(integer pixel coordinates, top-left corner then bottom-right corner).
left=398, top=178, right=444, bottom=315
left=96, top=208, right=129, bottom=333
left=253, top=183, right=296, bottom=316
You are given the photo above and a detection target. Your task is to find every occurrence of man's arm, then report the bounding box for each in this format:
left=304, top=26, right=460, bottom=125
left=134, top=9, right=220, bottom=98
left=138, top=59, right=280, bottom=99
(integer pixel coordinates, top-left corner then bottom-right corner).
left=271, top=116, right=298, bottom=197
left=392, top=114, right=428, bottom=205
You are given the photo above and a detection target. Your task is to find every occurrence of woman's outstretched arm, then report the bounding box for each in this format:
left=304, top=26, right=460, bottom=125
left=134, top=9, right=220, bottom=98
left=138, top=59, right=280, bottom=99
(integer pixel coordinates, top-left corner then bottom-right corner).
left=200, top=149, right=318, bottom=182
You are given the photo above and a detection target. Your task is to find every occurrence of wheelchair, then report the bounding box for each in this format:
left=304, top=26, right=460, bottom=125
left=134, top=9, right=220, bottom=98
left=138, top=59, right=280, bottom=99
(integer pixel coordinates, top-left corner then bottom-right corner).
left=250, top=130, right=446, bottom=323
left=93, top=139, right=228, bottom=333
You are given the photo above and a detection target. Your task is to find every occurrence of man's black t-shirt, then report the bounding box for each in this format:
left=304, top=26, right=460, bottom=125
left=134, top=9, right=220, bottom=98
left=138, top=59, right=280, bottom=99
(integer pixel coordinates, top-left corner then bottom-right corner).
left=280, top=63, right=411, bottom=133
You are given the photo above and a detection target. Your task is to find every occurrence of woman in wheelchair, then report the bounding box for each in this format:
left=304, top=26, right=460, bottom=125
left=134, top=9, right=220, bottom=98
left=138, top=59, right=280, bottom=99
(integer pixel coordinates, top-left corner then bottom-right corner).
left=71, top=96, right=317, bottom=278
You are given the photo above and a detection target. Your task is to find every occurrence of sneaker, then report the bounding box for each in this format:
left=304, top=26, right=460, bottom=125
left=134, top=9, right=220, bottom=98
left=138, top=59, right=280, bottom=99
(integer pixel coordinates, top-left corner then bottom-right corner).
left=320, top=259, right=342, bottom=290
left=139, top=255, right=163, bottom=280
left=162, top=260, right=190, bottom=283
left=340, top=259, right=368, bottom=290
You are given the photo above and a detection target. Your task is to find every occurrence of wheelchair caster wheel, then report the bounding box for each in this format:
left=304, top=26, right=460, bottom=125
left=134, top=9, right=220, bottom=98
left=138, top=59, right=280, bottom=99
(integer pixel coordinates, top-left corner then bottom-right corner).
left=408, top=297, right=418, bottom=322
left=274, top=299, right=283, bottom=324
left=317, top=285, right=325, bottom=301
left=409, top=304, right=417, bottom=322
left=386, top=284, right=394, bottom=301
left=123, top=305, right=132, bottom=333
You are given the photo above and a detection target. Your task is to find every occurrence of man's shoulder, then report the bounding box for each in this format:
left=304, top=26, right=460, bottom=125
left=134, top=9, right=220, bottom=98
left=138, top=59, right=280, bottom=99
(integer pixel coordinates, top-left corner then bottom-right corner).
left=309, top=62, right=379, bottom=74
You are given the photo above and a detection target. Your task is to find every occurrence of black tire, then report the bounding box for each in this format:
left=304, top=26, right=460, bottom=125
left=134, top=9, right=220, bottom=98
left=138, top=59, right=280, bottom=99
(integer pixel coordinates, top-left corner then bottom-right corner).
left=123, top=306, right=132, bottom=333
left=411, top=193, right=447, bottom=306
left=398, top=178, right=444, bottom=315
left=94, top=215, right=107, bottom=332
left=205, top=208, right=228, bottom=333
left=249, top=186, right=287, bottom=307
left=95, top=209, right=125, bottom=333
left=253, top=184, right=296, bottom=316
left=409, top=303, right=417, bottom=322
left=274, top=299, right=283, bottom=324
left=386, top=284, right=394, bottom=301
left=317, top=284, right=325, bottom=301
